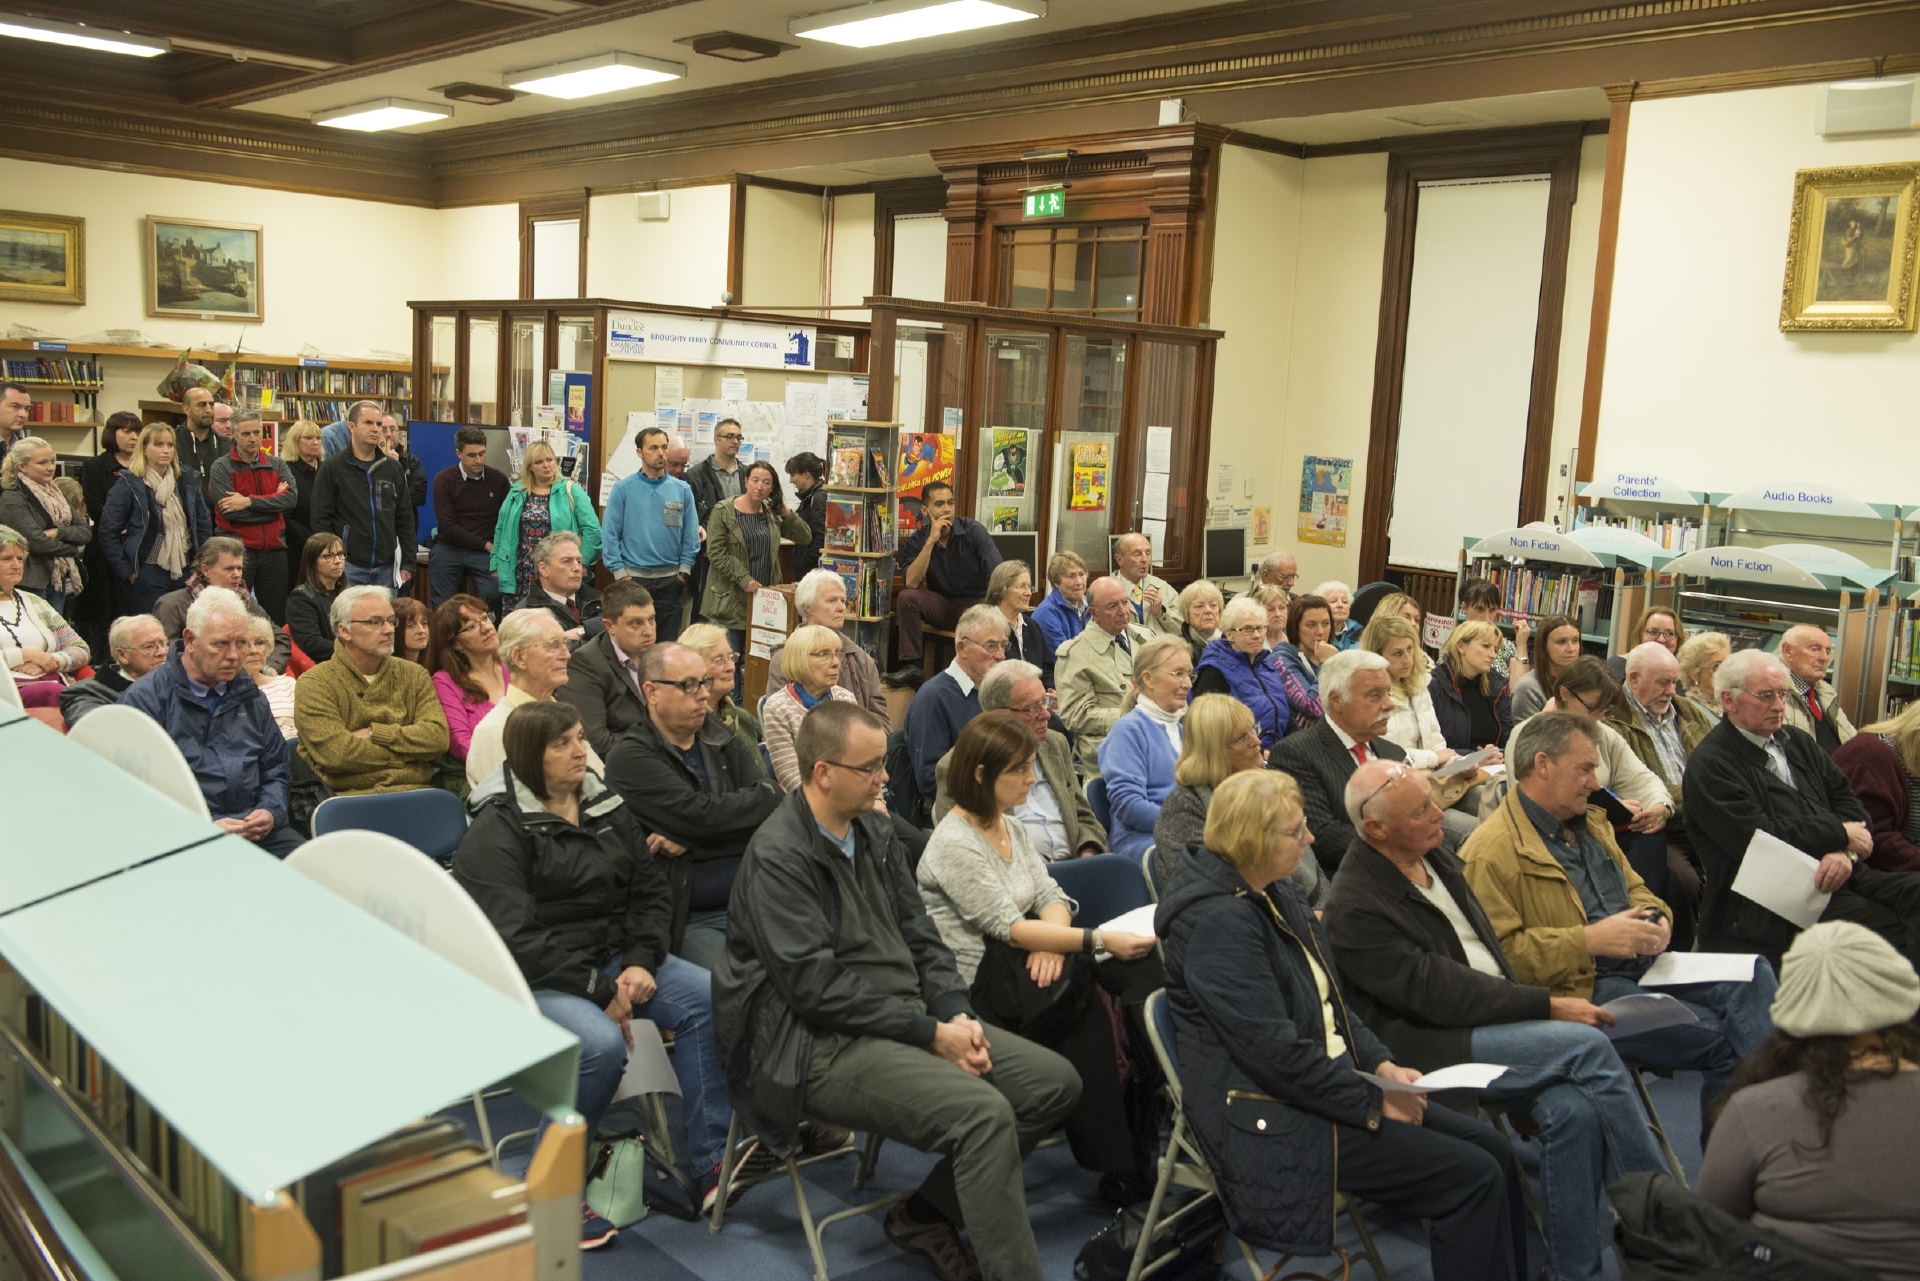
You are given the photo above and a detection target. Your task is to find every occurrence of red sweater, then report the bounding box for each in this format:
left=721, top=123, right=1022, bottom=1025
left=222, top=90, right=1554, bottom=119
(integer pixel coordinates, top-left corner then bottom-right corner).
left=1832, top=733, right=1920, bottom=873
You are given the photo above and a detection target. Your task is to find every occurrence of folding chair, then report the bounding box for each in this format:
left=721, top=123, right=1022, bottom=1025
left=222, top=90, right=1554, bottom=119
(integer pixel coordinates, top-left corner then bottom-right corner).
left=66, top=704, right=212, bottom=819
left=706, top=1117, right=901, bottom=1281
left=311, top=786, right=469, bottom=864
left=1048, top=851, right=1151, bottom=926
left=1630, top=1066, right=1689, bottom=1187
left=1087, top=775, right=1112, bottom=831
left=1141, top=851, right=1163, bottom=902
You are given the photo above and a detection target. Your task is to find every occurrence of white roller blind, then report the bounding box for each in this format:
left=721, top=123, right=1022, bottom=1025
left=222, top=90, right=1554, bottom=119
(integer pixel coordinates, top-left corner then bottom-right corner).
left=891, top=212, right=948, bottom=301
left=1387, top=177, right=1551, bottom=570
left=531, top=218, right=581, bottom=298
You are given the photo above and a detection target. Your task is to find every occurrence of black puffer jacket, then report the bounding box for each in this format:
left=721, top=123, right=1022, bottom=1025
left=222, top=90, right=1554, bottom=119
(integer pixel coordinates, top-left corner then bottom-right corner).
left=1156, top=847, right=1392, bottom=1256
left=453, top=768, right=672, bottom=1004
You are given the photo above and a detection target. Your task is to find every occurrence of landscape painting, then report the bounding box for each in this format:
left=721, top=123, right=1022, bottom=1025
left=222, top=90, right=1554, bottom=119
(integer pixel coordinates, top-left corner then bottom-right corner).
left=0, top=210, right=84, bottom=306
left=146, top=217, right=262, bottom=320
left=1780, top=163, right=1919, bottom=332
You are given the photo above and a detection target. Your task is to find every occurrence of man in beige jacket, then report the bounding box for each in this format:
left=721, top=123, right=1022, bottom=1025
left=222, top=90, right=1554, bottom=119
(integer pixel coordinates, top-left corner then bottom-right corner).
left=1054, top=575, right=1153, bottom=778
left=1777, top=624, right=1855, bottom=755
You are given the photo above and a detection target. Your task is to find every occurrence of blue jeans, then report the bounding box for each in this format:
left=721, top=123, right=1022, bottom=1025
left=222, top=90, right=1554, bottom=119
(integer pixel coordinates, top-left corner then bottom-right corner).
left=1593, top=961, right=1778, bottom=1135
left=1470, top=1020, right=1668, bottom=1281
left=533, top=953, right=730, bottom=1174
left=342, top=560, right=395, bottom=589
left=427, top=542, right=501, bottom=610
left=677, top=908, right=729, bottom=974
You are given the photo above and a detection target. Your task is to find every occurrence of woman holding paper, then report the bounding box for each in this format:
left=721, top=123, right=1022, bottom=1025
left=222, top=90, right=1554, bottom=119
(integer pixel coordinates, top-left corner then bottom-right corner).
left=916, top=710, right=1161, bottom=1202
left=1157, top=768, right=1524, bottom=1280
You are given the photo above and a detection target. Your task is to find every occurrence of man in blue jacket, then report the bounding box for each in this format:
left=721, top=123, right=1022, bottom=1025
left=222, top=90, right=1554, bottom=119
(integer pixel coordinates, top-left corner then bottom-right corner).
left=601, top=426, right=700, bottom=642
left=121, top=586, right=302, bottom=857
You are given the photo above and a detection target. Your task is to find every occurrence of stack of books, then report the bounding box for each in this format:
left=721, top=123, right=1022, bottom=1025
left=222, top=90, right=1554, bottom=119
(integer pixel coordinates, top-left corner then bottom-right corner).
left=3, top=356, right=103, bottom=386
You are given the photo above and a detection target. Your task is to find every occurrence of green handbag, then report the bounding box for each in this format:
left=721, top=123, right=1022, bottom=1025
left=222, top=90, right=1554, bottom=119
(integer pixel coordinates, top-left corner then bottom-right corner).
left=585, top=1134, right=649, bottom=1228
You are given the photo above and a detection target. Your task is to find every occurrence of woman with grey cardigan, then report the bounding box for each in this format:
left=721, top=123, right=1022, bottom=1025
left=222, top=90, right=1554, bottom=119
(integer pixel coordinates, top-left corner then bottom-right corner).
left=1152, top=693, right=1328, bottom=906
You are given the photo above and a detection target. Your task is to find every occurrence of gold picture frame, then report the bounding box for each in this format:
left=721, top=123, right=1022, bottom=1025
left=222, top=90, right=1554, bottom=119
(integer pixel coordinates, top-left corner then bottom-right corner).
left=1780, top=162, right=1920, bottom=332
left=0, top=209, right=85, bottom=306
left=144, top=216, right=263, bottom=322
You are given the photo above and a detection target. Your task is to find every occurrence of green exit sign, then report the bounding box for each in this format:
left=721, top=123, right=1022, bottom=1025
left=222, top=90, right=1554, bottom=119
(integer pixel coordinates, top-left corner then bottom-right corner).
left=1023, top=190, right=1065, bottom=219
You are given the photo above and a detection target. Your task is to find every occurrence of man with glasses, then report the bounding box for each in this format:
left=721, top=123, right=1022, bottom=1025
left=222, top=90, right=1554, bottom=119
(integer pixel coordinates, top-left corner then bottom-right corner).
left=1054, top=576, right=1153, bottom=779
left=1685, top=649, right=1920, bottom=971
left=58, top=613, right=168, bottom=725
left=686, top=417, right=746, bottom=623
left=931, top=659, right=1107, bottom=860
left=902, top=604, right=1010, bottom=820
left=605, top=643, right=783, bottom=974
left=1777, top=624, right=1857, bottom=753
left=714, top=700, right=1080, bottom=1281
left=122, top=588, right=306, bottom=857
left=1607, top=642, right=1713, bottom=950
left=887, top=480, right=1003, bottom=689
left=293, top=584, right=449, bottom=794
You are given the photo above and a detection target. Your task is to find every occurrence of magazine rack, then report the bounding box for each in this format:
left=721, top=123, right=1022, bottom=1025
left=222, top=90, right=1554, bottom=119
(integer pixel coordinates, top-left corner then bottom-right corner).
left=821, top=421, right=905, bottom=675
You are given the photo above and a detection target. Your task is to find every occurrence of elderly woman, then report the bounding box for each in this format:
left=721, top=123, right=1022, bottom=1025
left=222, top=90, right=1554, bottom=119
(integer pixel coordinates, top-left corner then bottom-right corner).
left=762, top=624, right=859, bottom=791
left=392, top=595, right=430, bottom=665
left=1315, top=580, right=1360, bottom=650
left=0, top=436, right=90, bottom=617
left=1508, top=613, right=1584, bottom=721
left=986, top=558, right=1051, bottom=682
left=491, top=440, right=601, bottom=602
left=1431, top=619, right=1513, bottom=752
left=918, top=710, right=1160, bottom=1199
left=793, top=568, right=886, bottom=716
left=243, top=612, right=298, bottom=739
left=100, top=423, right=212, bottom=616
left=1835, top=702, right=1920, bottom=874
left=0, top=524, right=89, bottom=706
left=677, top=623, right=763, bottom=756
left=1176, top=578, right=1224, bottom=663
left=1700, top=922, right=1920, bottom=1278
left=1153, top=693, right=1326, bottom=905
left=1097, top=634, right=1193, bottom=859
left=453, top=699, right=733, bottom=1238
left=1158, top=769, right=1523, bottom=1281
left=287, top=533, right=346, bottom=664
left=703, top=460, right=810, bottom=679
left=428, top=592, right=508, bottom=764
left=1678, top=630, right=1731, bottom=721
left=1191, top=595, right=1291, bottom=749
left=1459, top=577, right=1531, bottom=687
left=1362, top=612, right=1453, bottom=769
left=1272, top=593, right=1336, bottom=729
left=465, top=608, right=603, bottom=790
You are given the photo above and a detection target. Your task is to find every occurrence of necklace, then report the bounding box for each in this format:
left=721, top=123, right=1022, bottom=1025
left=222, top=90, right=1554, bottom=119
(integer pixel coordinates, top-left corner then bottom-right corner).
left=0, top=593, right=28, bottom=651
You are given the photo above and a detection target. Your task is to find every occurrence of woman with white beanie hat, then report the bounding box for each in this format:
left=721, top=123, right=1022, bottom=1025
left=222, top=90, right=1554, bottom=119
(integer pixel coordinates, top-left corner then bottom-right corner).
left=1698, top=920, right=1920, bottom=1278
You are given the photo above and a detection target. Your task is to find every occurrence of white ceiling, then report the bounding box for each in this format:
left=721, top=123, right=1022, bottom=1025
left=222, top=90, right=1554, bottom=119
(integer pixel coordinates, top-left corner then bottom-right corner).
left=235, top=0, right=1234, bottom=133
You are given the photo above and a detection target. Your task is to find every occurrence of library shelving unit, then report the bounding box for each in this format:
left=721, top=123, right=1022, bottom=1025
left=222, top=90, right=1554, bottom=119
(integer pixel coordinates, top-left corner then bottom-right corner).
left=0, top=354, right=104, bottom=428
left=819, top=420, right=903, bottom=673
left=0, top=709, right=584, bottom=1281
left=1572, top=471, right=1711, bottom=555
left=1458, top=523, right=1670, bottom=658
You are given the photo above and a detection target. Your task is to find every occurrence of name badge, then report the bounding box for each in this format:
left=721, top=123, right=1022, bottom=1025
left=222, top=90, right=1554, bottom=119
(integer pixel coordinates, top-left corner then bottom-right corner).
left=664, top=499, right=684, bottom=528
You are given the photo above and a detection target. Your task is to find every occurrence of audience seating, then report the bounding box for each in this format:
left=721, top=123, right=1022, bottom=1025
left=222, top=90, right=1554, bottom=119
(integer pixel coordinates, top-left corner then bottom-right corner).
left=66, top=704, right=212, bottom=820
left=706, top=1116, right=902, bottom=1281
left=1141, top=854, right=1163, bottom=902
left=311, top=788, right=468, bottom=864
left=1086, top=775, right=1112, bottom=832
left=1630, top=1066, right=1690, bottom=1188
left=1048, top=852, right=1150, bottom=927
left=919, top=626, right=957, bottom=682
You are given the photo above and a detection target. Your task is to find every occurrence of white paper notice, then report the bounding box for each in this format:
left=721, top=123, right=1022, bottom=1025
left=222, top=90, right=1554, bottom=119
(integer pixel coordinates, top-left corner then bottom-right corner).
left=786, top=381, right=824, bottom=429
left=1144, top=425, right=1173, bottom=474
left=1142, top=471, right=1170, bottom=521
left=1601, top=992, right=1699, bottom=1040
left=720, top=375, right=749, bottom=402
left=1356, top=1063, right=1508, bottom=1094
left=1098, top=904, right=1157, bottom=937
left=748, top=627, right=785, bottom=660
left=826, top=374, right=857, bottom=417
left=655, top=365, right=683, bottom=402
left=751, top=588, right=788, bottom=632
left=1141, top=518, right=1167, bottom=565
left=1215, top=462, right=1234, bottom=498
left=1640, top=952, right=1760, bottom=987
left=1433, top=747, right=1497, bottom=779
left=1731, top=830, right=1830, bottom=929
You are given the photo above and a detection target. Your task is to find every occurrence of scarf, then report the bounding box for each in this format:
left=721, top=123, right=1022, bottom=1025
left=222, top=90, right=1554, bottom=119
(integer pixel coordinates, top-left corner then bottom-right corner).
left=19, top=474, right=82, bottom=596
left=1138, top=695, right=1186, bottom=755
left=145, top=468, right=190, bottom=577
left=184, top=565, right=253, bottom=607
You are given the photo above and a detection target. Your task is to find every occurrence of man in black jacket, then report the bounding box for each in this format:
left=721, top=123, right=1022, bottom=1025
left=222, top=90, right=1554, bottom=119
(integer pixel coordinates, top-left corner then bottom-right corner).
left=513, top=530, right=602, bottom=646
left=1269, top=649, right=1410, bottom=874
left=557, top=580, right=653, bottom=756
left=1684, top=648, right=1920, bottom=969
left=605, top=643, right=782, bottom=972
left=712, top=702, right=1079, bottom=1281
left=1326, top=760, right=1668, bottom=1281
left=310, top=400, right=415, bottom=590
left=58, top=613, right=167, bottom=726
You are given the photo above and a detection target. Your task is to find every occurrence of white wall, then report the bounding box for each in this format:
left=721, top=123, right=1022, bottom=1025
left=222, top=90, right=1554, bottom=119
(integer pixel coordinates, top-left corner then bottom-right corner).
left=742, top=185, right=824, bottom=311
left=827, top=192, right=875, bottom=318
left=890, top=212, right=948, bottom=300
left=1546, top=134, right=1608, bottom=526
left=438, top=204, right=518, bottom=301
left=1598, top=83, right=1920, bottom=499
left=585, top=185, right=731, bottom=307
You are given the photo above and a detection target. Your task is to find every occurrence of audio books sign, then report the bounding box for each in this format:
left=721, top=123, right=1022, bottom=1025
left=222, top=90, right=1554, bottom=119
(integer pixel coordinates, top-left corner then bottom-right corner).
left=607, top=312, right=816, bottom=370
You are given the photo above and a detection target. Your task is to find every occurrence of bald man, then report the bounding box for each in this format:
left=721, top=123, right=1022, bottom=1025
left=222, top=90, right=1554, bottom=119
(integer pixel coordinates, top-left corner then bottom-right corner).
left=1777, top=624, right=1855, bottom=754
left=1053, top=575, right=1152, bottom=778
left=1112, top=532, right=1181, bottom=635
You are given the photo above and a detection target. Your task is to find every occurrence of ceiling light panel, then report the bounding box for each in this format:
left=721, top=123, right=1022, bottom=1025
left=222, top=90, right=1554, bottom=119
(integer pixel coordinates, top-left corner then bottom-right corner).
left=0, top=11, right=167, bottom=57
left=313, top=99, right=453, bottom=132
left=505, top=51, right=685, bottom=100
left=791, top=0, right=1044, bottom=49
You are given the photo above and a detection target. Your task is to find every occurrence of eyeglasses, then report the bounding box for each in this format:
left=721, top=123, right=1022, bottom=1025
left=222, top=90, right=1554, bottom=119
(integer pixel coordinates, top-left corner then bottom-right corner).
left=127, top=639, right=168, bottom=655
left=457, top=617, right=490, bottom=636
left=705, top=652, right=734, bottom=669
left=528, top=638, right=570, bottom=655
left=810, top=649, right=843, bottom=661
left=1224, top=625, right=1264, bottom=639
left=318, top=550, right=347, bottom=561
left=1006, top=700, right=1049, bottom=718
left=648, top=676, right=715, bottom=697
left=1233, top=727, right=1262, bottom=748
left=1739, top=687, right=1792, bottom=704
left=349, top=616, right=396, bottom=630
left=1643, top=628, right=1678, bottom=641
left=961, top=637, right=1007, bottom=654
left=1352, top=764, right=1411, bottom=818
left=822, top=757, right=886, bottom=779
left=716, top=432, right=743, bottom=442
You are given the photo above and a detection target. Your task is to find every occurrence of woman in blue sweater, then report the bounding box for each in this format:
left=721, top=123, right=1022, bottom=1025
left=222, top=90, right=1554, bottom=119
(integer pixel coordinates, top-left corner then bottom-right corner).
left=1097, top=634, right=1193, bottom=860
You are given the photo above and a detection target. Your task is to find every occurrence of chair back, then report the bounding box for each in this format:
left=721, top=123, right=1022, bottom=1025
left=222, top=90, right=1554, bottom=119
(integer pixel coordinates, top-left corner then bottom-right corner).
left=1141, top=853, right=1161, bottom=902
left=312, top=788, right=468, bottom=864
left=1047, top=852, right=1151, bottom=927
left=1144, top=988, right=1183, bottom=1106
left=66, top=704, right=212, bottom=819
left=1086, top=775, right=1111, bottom=829
left=286, top=830, right=536, bottom=1012
left=0, top=662, right=20, bottom=709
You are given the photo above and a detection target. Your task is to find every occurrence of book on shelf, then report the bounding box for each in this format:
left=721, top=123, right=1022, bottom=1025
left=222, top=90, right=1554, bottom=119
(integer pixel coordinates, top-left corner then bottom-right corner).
left=825, top=498, right=866, bottom=552
left=867, top=446, right=890, bottom=488
left=827, top=432, right=867, bottom=487
left=5, top=356, right=102, bottom=385
left=821, top=553, right=891, bottom=618
left=1465, top=557, right=1611, bottom=635
left=1571, top=507, right=1702, bottom=552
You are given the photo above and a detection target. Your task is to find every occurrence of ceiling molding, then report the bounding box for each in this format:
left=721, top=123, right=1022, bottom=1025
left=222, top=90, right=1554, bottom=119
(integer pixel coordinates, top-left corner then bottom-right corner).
left=1629, top=49, right=1920, bottom=98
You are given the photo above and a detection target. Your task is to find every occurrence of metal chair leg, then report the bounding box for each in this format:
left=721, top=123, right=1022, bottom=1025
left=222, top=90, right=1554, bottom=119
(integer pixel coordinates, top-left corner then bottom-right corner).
left=708, top=1113, right=742, bottom=1235
left=851, top=1130, right=884, bottom=1190
left=1124, top=1117, right=1184, bottom=1281
left=470, top=1091, right=495, bottom=1168
left=1631, top=1068, right=1689, bottom=1188
left=1341, top=1195, right=1391, bottom=1280
left=787, top=1159, right=832, bottom=1281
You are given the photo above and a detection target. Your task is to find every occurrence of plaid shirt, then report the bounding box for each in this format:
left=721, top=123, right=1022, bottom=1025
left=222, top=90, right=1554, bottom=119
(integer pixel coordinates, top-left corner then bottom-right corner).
left=1626, top=690, right=1689, bottom=786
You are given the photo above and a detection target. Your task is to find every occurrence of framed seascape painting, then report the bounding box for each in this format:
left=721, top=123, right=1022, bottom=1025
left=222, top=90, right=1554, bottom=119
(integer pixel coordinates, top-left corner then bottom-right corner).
left=1780, top=162, right=1920, bottom=332
left=145, top=216, right=263, bottom=321
left=0, top=210, right=85, bottom=306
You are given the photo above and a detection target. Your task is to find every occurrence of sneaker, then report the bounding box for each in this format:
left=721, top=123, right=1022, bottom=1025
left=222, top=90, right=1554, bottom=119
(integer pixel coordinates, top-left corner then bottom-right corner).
left=883, top=664, right=925, bottom=689
left=580, top=1205, right=619, bottom=1250
left=799, top=1123, right=855, bottom=1156
left=883, top=1201, right=982, bottom=1281
left=700, top=1139, right=780, bottom=1213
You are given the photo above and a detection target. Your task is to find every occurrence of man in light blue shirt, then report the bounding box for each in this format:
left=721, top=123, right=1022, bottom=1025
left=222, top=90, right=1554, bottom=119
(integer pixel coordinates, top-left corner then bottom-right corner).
left=602, top=427, right=700, bottom=641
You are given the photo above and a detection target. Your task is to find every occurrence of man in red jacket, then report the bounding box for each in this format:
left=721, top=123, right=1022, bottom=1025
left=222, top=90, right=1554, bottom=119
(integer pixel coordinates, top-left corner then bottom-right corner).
left=208, top=410, right=297, bottom=623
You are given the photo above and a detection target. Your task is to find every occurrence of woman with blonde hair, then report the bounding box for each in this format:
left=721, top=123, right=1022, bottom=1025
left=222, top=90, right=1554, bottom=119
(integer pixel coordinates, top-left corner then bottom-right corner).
left=1176, top=578, right=1224, bottom=663
left=1678, top=630, right=1732, bottom=721
left=1097, top=633, right=1193, bottom=858
left=1430, top=618, right=1513, bottom=751
left=761, top=623, right=860, bottom=791
left=490, top=439, right=600, bottom=600
left=1153, top=693, right=1326, bottom=903
left=1253, top=582, right=1291, bottom=650
left=0, top=435, right=90, bottom=616
left=676, top=623, right=762, bottom=758
left=278, top=419, right=324, bottom=584
left=1835, top=701, right=1920, bottom=873
left=1362, top=611, right=1454, bottom=769
left=99, top=422, right=212, bottom=615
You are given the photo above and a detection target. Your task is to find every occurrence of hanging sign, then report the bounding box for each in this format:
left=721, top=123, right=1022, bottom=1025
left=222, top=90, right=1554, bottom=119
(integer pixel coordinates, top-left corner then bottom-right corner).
left=607, top=311, right=816, bottom=370
left=1022, top=189, right=1065, bottom=219
left=1661, top=547, right=1826, bottom=589
left=1580, top=472, right=1701, bottom=505
left=1717, top=482, right=1882, bottom=520
left=1467, top=526, right=1604, bottom=567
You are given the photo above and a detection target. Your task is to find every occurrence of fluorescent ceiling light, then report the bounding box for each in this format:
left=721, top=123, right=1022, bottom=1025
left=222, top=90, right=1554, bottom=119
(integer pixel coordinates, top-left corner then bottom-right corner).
left=0, top=11, right=168, bottom=57
left=791, top=0, right=1044, bottom=49
left=313, top=98, right=453, bottom=132
left=505, top=51, right=685, bottom=100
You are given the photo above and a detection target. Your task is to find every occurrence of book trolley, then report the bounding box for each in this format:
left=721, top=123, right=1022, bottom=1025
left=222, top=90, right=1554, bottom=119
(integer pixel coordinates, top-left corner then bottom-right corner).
left=819, top=421, right=904, bottom=676
left=0, top=709, right=584, bottom=1281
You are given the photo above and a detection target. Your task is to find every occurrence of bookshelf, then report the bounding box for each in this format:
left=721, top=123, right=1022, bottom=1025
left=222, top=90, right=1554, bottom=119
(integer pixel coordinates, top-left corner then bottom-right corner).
left=1573, top=471, right=1711, bottom=554
left=820, top=421, right=903, bottom=675
left=1458, top=524, right=1666, bottom=657
left=1, top=355, right=104, bottom=427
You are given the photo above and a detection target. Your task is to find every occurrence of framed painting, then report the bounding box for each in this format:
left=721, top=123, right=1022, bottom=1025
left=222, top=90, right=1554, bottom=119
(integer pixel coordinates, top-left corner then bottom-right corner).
left=0, top=210, right=85, bottom=306
left=145, top=216, right=263, bottom=321
left=1780, top=162, right=1920, bottom=331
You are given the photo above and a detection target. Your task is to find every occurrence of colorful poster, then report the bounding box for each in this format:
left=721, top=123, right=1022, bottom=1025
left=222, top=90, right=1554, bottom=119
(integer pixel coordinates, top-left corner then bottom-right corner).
left=897, top=432, right=956, bottom=537
left=1298, top=455, right=1352, bottom=547
left=1252, top=506, right=1271, bottom=545
left=988, top=428, right=1028, bottom=496
left=991, top=506, right=1020, bottom=531
left=1069, top=441, right=1109, bottom=513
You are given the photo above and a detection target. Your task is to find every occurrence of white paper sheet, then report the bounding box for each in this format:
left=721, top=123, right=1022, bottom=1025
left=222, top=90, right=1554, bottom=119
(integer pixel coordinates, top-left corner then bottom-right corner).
left=655, top=365, right=683, bottom=402
left=1141, top=518, right=1166, bottom=565
left=1731, top=829, right=1830, bottom=929
left=1098, top=904, right=1157, bottom=937
left=1433, top=747, right=1497, bottom=779
left=721, top=375, right=749, bottom=402
left=786, top=382, right=824, bottom=431
left=748, top=627, right=785, bottom=659
left=1144, top=425, right=1172, bottom=474
left=826, top=374, right=857, bottom=416
left=1356, top=1063, right=1508, bottom=1094
left=1640, top=952, right=1759, bottom=987
left=1600, top=992, right=1699, bottom=1040
left=1142, top=471, right=1170, bottom=521
left=751, top=588, right=788, bottom=631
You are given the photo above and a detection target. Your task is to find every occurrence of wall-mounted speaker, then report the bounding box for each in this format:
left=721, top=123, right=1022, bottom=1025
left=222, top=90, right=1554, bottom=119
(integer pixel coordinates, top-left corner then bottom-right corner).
left=635, top=191, right=671, bottom=221
left=1816, top=79, right=1918, bottom=136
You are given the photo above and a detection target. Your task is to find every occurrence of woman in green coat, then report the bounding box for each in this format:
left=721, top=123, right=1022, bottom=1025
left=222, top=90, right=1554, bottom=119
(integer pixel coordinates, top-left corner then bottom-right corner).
left=703, top=460, right=811, bottom=684
left=490, top=441, right=602, bottom=598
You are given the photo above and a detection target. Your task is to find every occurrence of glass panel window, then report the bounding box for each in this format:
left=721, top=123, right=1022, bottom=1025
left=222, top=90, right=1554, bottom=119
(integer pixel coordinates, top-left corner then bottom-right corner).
left=508, top=315, right=546, bottom=427
left=556, top=315, right=594, bottom=375
left=1094, top=237, right=1141, bottom=315
left=1006, top=230, right=1050, bottom=310
left=1131, top=340, right=1200, bottom=572
left=986, top=331, right=1049, bottom=432
left=465, top=316, right=499, bottom=424
left=996, top=221, right=1144, bottom=318
left=427, top=315, right=456, bottom=422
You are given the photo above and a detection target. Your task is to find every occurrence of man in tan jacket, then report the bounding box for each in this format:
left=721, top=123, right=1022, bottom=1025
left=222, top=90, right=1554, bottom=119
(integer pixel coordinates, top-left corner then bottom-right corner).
left=294, top=584, right=450, bottom=794
left=1459, top=710, right=1776, bottom=1135
left=1777, top=624, right=1856, bottom=755
left=1053, top=575, right=1152, bottom=778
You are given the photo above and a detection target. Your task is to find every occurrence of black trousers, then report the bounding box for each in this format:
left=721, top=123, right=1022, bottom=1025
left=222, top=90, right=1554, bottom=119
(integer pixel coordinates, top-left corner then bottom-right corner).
left=1335, top=1104, right=1523, bottom=1281
left=1813, top=864, right=1920, bottom=974
left=243, top=546, right=289, bottom=625
left=1624, top=828, right=1701, bottom=954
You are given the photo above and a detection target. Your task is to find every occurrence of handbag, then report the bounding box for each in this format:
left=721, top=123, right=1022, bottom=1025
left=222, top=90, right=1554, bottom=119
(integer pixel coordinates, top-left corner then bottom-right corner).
left=585, top=1133, right=649, bottom=1228
left=1074, top=1188, right=1226, bottom=1281
left=969, top=933, right=1095, bottom=1044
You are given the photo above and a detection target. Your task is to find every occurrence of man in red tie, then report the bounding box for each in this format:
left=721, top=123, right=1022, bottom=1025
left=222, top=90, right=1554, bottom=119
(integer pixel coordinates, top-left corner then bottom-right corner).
left=518, top=530, right=604, bottom=649
left=1777, top=624, right=1856, bottom=755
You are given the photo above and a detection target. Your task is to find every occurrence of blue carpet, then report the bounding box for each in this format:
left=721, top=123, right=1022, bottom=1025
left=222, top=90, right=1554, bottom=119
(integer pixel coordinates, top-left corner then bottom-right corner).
left=440, top=1068, right=1706, bottom=1280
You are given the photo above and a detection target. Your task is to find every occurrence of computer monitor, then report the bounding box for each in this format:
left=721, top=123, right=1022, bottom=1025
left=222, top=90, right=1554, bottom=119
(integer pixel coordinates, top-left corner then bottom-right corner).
left=991, top=530, right=1039, bottom=572
left=1204, top=527, right=1247, bottom=581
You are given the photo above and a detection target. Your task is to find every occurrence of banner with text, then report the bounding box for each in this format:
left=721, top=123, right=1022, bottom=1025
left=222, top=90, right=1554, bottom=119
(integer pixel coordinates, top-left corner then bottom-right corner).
left=606, top=312, right=817, bottom=370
